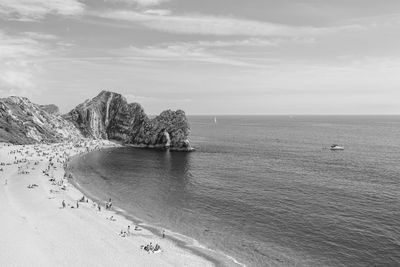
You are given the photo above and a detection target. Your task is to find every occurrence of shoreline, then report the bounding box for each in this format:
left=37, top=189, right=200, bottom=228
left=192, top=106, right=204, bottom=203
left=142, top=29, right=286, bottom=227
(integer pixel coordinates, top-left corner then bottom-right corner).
left=0, top=140, right=215, bottom=267
left=67, top=146, right=244, bottom=267
left=124, top=143, right=196, bottom=152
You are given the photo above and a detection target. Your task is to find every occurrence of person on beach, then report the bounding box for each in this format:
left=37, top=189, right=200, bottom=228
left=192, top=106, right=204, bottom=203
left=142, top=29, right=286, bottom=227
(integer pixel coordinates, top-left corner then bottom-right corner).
left=62, top=200, right=66, bottom=208
left=76, top=201, right=79, bottom=208
left=162, top=230, right=165, bottom=238
left=119, top=230, right=126, bottom=237
left=127, top=225, right=131, bottom=236
left=106, top=198, right=112, bottom=210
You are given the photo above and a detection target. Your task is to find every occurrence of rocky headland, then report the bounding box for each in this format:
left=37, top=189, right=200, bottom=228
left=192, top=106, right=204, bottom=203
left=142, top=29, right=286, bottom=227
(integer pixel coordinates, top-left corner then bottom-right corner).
left=0, top=91, right=193, bottom=151
left=0, top=96, right=82, bottom=144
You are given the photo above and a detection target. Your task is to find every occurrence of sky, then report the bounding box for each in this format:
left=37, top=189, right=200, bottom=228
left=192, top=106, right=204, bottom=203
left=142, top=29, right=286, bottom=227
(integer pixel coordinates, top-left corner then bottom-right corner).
left=1, top=0, right=400, bottom=115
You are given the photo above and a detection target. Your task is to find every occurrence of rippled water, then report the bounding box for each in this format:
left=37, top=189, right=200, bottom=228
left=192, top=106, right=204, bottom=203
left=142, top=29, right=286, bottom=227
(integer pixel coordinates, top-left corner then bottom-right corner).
left=70, top=116, right=400, bottom=266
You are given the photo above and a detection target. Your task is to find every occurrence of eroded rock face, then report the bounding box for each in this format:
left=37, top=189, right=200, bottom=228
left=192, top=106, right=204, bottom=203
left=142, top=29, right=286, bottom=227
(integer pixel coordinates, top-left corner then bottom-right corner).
left=0, top=97, right=83, bottom=144
left=0, top=91, right=192, bottom=150
left=65, top=91, right=192, bottom=150
left=40, top=104, right=60, bottom=115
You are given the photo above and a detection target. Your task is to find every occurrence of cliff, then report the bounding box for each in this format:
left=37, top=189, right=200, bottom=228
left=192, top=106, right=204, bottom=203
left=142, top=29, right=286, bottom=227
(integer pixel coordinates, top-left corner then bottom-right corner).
left=0, top=96, right=83, bottom=144
left=65, top=91, right=192, bottom=150
left=0, top=91, right=193, bottom=150
left=40, top=104, right=60, bottom=115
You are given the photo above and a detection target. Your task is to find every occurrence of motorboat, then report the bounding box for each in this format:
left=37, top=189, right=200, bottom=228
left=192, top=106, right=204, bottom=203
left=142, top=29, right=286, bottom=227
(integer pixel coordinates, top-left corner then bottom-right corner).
left=330, top=144, right=344, bottom=150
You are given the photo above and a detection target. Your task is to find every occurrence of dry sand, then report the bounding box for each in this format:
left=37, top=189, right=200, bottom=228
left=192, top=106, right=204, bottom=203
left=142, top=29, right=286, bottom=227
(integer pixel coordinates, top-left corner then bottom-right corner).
left=0, top=141, right=214, bottom=267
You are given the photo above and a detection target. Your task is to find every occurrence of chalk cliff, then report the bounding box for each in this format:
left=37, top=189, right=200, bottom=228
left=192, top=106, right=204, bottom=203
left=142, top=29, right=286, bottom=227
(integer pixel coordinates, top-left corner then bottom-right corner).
left=65, top=91, right=192, bottom=150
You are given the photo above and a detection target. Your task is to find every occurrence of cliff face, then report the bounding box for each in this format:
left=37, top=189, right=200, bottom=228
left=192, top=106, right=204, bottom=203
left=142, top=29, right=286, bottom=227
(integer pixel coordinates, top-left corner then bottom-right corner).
left=65, top=91, right=192, bottom=150
left=0, top=97, right=83, bottom=144
left=40, top=104, right=60, bottom=115
left=0, top=91, right=192, bottom=150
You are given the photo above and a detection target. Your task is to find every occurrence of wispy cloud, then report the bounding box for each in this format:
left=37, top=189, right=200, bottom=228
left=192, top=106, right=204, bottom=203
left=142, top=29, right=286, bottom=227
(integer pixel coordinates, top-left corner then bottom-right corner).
left=23, top=32, right=59, bottom=40
left=125, top=94, right=191, bottom=104
left=0, top=31, right=47, bottom=58
left=193, top=39, right=277, bottom=48
left=96, top=10, right=328, bottom=36
left=0, top=31, right=54, bottom=95
left=1, top=71, right=35, bottom=89
left=336, top=13, right=400, bottom=29
left=105, top=36, right=318, bottom=69
left=143, top=9, right=171, bottom=16
left=113, top=43, right=262, bottom=67
left=0, top=0, right=85, bottom=21
left=107, top=0, right=170, bottom=7
left=190, top=37, right=315, bottom=48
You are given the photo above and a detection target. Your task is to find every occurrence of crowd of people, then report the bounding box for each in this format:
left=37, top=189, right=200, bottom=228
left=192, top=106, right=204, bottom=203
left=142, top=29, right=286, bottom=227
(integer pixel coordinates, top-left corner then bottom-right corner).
left=1, top=139, right=166, bottom=256
left=27, top=184, right=38, bottom=189
left=141, top=242, right=162, bottom=253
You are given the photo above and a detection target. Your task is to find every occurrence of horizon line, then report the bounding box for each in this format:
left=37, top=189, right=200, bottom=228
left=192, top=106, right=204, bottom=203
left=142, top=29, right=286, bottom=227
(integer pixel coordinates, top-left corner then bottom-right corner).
left=153, top=114, right=400, bottom=116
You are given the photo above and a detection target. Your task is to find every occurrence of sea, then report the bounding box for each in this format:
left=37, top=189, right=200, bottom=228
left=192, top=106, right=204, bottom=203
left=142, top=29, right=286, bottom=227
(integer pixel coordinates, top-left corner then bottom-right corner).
left=69, top=115, right=400, bottom=267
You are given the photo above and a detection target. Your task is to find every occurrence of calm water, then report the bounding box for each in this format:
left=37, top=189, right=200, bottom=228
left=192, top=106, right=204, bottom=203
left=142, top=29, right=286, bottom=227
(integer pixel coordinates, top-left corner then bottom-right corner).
left=70, top=116, right=400, bottom=266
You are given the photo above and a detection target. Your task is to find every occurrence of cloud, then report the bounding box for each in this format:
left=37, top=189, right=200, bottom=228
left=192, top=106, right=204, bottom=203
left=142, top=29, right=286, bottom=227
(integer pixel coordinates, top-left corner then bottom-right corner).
left=1, top=71, right=35, bottom=89
left=113, top=42, right=261, bottom=67
left=115, top=0, right=169, bottom=7
left=23, top=32, right=59, bottom=40
left=107, top=37, right=318, bottom=68
left=337, top=13, right=400, bottom=29
left=0, top=0, right=85, bottom=21
left=192, top=39, right=277, bottom=48
left=125, top=94, right=192, bottom=105
left=0, top=31, right=47, bottom=58
left=0, top=31, right=53, bottom=94
left=143, top=9, right=171, bottom=16
left=192, top=37, right=315, bottom=48
left=96, top=10, right=334, bottom=37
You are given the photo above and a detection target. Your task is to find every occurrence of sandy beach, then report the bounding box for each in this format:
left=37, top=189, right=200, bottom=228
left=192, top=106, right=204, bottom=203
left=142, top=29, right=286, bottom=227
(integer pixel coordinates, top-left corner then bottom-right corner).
left=0, top=141, right=214, bottom=267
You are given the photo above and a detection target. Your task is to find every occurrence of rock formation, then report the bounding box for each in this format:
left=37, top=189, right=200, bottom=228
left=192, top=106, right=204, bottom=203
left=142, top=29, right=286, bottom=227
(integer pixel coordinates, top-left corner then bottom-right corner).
left=0, top=91, right=193, bottom=150
left=0, top=96, right=82, bottom=144
left=40, top=104, right=59, bottom=115
left=65, top=91, right=192, bottom=151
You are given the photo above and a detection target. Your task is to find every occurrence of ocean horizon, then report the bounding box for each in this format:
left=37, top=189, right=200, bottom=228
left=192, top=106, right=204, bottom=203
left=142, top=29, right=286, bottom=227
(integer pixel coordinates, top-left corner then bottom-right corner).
left=69, top=115, right=400, bottom=266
